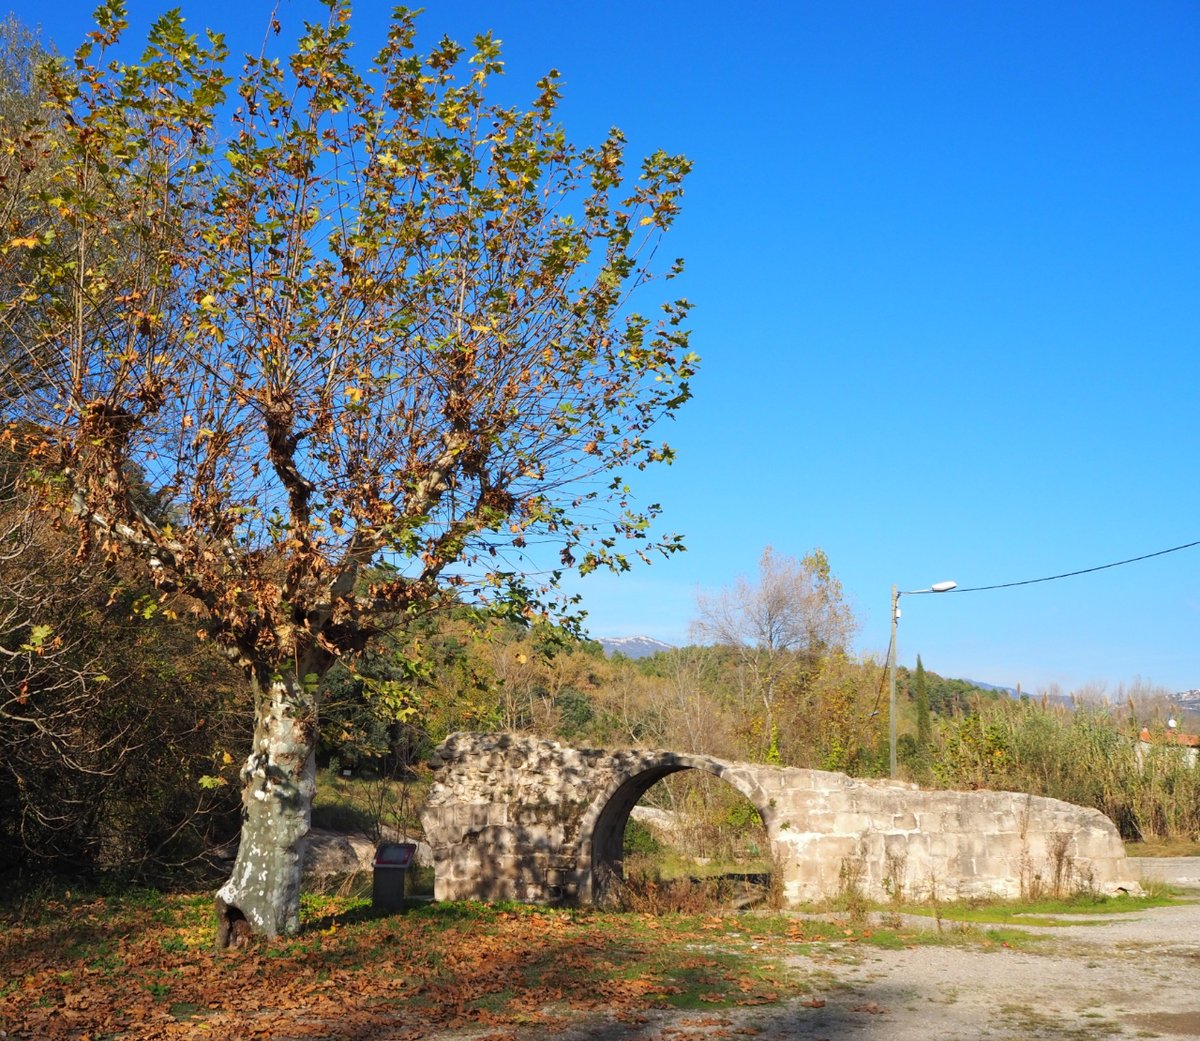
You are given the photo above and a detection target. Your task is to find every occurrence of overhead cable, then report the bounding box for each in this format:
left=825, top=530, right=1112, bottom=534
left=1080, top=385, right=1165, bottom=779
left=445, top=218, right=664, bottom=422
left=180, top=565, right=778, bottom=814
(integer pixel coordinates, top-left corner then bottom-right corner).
left=950, top=538, right=1200, bottom=594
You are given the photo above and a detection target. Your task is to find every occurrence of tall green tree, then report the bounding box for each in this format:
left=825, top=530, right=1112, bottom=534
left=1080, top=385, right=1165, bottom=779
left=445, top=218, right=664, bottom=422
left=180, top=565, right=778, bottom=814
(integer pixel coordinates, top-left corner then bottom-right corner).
left=2, top=1, right=693, bottom=940
left=914, top=654, right=931, bottom=754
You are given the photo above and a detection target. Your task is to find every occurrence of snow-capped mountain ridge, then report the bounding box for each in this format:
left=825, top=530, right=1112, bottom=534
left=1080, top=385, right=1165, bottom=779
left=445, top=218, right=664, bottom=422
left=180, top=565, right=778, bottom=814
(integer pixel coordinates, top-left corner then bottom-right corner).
left=597, top=635, right=675, bottom=659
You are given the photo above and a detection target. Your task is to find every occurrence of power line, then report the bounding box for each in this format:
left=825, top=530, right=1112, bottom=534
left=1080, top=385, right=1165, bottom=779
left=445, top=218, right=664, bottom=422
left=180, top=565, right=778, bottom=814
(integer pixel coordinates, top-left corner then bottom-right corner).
left=950, top=538, right=1200, bottom=594
left=867, top=626, right=897, bottom=722
left=876, top=537, right=1200, bottom=723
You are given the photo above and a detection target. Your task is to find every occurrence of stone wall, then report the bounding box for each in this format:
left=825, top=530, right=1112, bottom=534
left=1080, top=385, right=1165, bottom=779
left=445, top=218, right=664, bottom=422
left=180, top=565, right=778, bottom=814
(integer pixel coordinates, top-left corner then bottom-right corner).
left=420, top=732, right=1141, bottom=906
left=758, top=768, right=1134, bottom=903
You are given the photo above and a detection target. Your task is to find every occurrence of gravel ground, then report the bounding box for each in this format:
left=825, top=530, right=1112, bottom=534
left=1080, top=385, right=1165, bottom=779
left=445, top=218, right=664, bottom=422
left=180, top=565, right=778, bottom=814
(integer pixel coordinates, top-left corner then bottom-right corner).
left=768, top=900, right=1200, bottom=1040
left=502, top=865, right=1200, bottom=1041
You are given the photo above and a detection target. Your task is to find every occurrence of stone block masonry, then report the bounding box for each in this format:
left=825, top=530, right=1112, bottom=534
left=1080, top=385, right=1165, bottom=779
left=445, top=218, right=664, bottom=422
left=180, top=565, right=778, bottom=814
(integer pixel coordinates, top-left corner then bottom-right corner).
left=421, top=732, right=1141, bottom=907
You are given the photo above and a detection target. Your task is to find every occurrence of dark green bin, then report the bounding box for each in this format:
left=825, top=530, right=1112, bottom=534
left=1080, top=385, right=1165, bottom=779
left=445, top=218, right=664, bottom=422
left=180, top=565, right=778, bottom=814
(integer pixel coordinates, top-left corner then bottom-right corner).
left=372, top=841, right=416, bottom=911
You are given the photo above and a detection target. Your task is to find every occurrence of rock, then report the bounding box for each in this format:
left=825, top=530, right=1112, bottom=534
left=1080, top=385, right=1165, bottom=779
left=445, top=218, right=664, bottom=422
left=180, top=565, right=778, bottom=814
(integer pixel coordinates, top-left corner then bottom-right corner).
left=303, top=829, right=375, bottom=877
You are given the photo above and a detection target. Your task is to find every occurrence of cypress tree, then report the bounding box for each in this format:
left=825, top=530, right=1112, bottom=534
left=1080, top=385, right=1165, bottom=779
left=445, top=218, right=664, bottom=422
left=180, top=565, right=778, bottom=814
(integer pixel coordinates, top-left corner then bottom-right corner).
left=915, top=656, right=932, bottom=753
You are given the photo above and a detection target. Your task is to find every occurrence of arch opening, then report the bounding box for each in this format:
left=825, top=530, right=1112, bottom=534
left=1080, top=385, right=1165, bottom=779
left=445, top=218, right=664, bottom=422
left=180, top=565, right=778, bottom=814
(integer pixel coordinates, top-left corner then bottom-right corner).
left=585, top=763, right=773, bottom=910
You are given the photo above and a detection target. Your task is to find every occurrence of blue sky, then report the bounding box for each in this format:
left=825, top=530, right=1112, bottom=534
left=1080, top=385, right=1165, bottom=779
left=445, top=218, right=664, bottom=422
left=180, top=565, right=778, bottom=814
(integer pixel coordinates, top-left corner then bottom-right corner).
left=20, top=1, right=1200, bottom=695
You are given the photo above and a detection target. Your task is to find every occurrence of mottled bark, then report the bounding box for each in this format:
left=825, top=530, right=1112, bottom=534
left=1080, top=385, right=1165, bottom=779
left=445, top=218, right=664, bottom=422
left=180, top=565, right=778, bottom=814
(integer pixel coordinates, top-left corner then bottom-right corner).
left=215, top=664, right=319, bottom=946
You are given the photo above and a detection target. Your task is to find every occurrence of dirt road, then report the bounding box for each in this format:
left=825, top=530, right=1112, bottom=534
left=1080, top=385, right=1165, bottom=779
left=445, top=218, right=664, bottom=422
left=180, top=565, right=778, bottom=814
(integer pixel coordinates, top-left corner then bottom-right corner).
left=770, top=901, right=1200, bottom=1040
left=546, top=871, right=1200, bottom=1041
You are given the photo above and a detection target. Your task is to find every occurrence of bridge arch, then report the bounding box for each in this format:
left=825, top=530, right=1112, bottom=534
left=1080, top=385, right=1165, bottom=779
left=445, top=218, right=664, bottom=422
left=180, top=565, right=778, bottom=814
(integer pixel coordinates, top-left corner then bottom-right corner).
left=420, top=732, right=1139, bottom=907
left=573, top=751, right=777, bottom=904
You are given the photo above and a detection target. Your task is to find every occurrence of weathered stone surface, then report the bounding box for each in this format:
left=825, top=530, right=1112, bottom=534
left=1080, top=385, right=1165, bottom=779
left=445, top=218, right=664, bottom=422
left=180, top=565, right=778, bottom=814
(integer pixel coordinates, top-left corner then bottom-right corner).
left=303, top=829, right=375, bottom=877
left=420, top=732, right=1141, bottom=907
left=302, top=829, right=432, bottom=877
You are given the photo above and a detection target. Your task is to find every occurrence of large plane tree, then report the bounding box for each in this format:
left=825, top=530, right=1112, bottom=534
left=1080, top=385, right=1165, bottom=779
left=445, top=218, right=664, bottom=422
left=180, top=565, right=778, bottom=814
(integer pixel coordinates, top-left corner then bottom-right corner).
left=1, top=0, right=694, bottom=942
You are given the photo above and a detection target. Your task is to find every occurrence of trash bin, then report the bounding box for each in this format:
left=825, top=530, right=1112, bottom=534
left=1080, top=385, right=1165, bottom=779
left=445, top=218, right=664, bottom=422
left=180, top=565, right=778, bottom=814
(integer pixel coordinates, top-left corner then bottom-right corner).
left=372, top=841, right=417, bottom=912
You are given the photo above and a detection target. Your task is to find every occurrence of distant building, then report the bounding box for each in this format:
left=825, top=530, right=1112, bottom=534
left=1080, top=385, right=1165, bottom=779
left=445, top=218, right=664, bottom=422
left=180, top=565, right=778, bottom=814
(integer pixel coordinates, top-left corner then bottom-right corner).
left=1137, top=727, right=1199, bottom=769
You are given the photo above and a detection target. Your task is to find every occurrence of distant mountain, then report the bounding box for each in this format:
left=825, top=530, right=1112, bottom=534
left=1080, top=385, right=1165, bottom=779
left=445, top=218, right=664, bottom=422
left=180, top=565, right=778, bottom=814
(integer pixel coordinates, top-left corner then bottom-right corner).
left=965, top=680, right=1075, bottom=709
left=964, top=679, right=1020, bottom=697
left=974, top=684, right=1200, bottom=714
left=598, top=636, right=675, bottom=659
left=1173, top=690, right=1200, bottom=711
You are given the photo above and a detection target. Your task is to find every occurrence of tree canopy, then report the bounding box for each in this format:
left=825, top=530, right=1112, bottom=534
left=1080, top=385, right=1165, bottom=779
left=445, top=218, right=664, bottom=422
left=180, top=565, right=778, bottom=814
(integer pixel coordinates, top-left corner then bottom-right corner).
left=0, top=0, right=694, bottom=939
left=5, top=0, right=694, bottom=665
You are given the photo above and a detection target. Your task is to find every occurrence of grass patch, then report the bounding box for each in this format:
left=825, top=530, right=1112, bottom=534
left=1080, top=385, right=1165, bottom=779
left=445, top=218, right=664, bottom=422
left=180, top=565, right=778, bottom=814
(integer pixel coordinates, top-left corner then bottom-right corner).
left=1125, top=837, right=1200, bottom=858
left=781, top=914, right=1038, bottom=952
left=633, top=849, right=774, bottom=881
left=310, top=769, right=428, bottom=842
left=299, top=890, right=372, bottom=923
left=617, top=855, right=774, bottom=914
left=169, top=1002, right=212, bottom=1022
left=897, top=887, right=1177, bottom=928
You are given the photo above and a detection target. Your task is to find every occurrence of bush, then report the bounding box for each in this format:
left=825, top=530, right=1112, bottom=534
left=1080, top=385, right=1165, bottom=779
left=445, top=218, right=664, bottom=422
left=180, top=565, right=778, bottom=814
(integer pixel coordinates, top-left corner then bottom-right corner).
left=929, top=700, right=1200, bottom=842
left=0, top=495, right=245, bottom=882
left=622, top=817, right=662, bottom=857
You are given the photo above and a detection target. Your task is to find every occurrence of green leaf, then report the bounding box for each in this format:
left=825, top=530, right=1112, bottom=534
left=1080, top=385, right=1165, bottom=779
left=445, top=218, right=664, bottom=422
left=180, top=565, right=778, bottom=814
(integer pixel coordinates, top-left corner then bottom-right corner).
left=21, top=623, right=53, bottom=652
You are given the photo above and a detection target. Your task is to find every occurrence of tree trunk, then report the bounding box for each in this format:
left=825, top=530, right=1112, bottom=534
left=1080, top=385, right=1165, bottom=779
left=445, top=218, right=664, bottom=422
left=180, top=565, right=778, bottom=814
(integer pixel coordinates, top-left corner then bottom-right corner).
left=215, top=662, right=320, bottom=946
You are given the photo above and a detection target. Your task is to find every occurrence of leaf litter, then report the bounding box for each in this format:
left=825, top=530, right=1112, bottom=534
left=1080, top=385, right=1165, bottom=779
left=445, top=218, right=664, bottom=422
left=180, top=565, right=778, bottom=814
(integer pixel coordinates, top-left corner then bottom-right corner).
left=0, top=893, right=839, bottom=1040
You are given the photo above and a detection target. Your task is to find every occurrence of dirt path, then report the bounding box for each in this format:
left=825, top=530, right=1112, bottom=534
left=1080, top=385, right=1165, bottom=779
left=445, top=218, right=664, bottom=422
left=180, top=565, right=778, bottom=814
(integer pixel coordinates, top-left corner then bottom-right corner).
left=504, top=886, right=1200, bottom=1041
left=773, top=903, right=1200, bottom=1040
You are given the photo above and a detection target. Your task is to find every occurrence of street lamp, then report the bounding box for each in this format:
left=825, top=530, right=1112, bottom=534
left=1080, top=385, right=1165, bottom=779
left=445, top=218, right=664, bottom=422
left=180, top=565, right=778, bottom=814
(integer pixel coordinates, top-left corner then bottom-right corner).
left=889, top=580, right=957, bottom=778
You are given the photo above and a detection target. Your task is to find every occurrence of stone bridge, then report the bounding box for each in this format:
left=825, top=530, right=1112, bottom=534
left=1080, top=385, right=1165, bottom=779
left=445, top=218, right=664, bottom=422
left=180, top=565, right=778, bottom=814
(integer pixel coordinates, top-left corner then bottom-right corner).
left=420, top=732, right=1140, bottom=906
